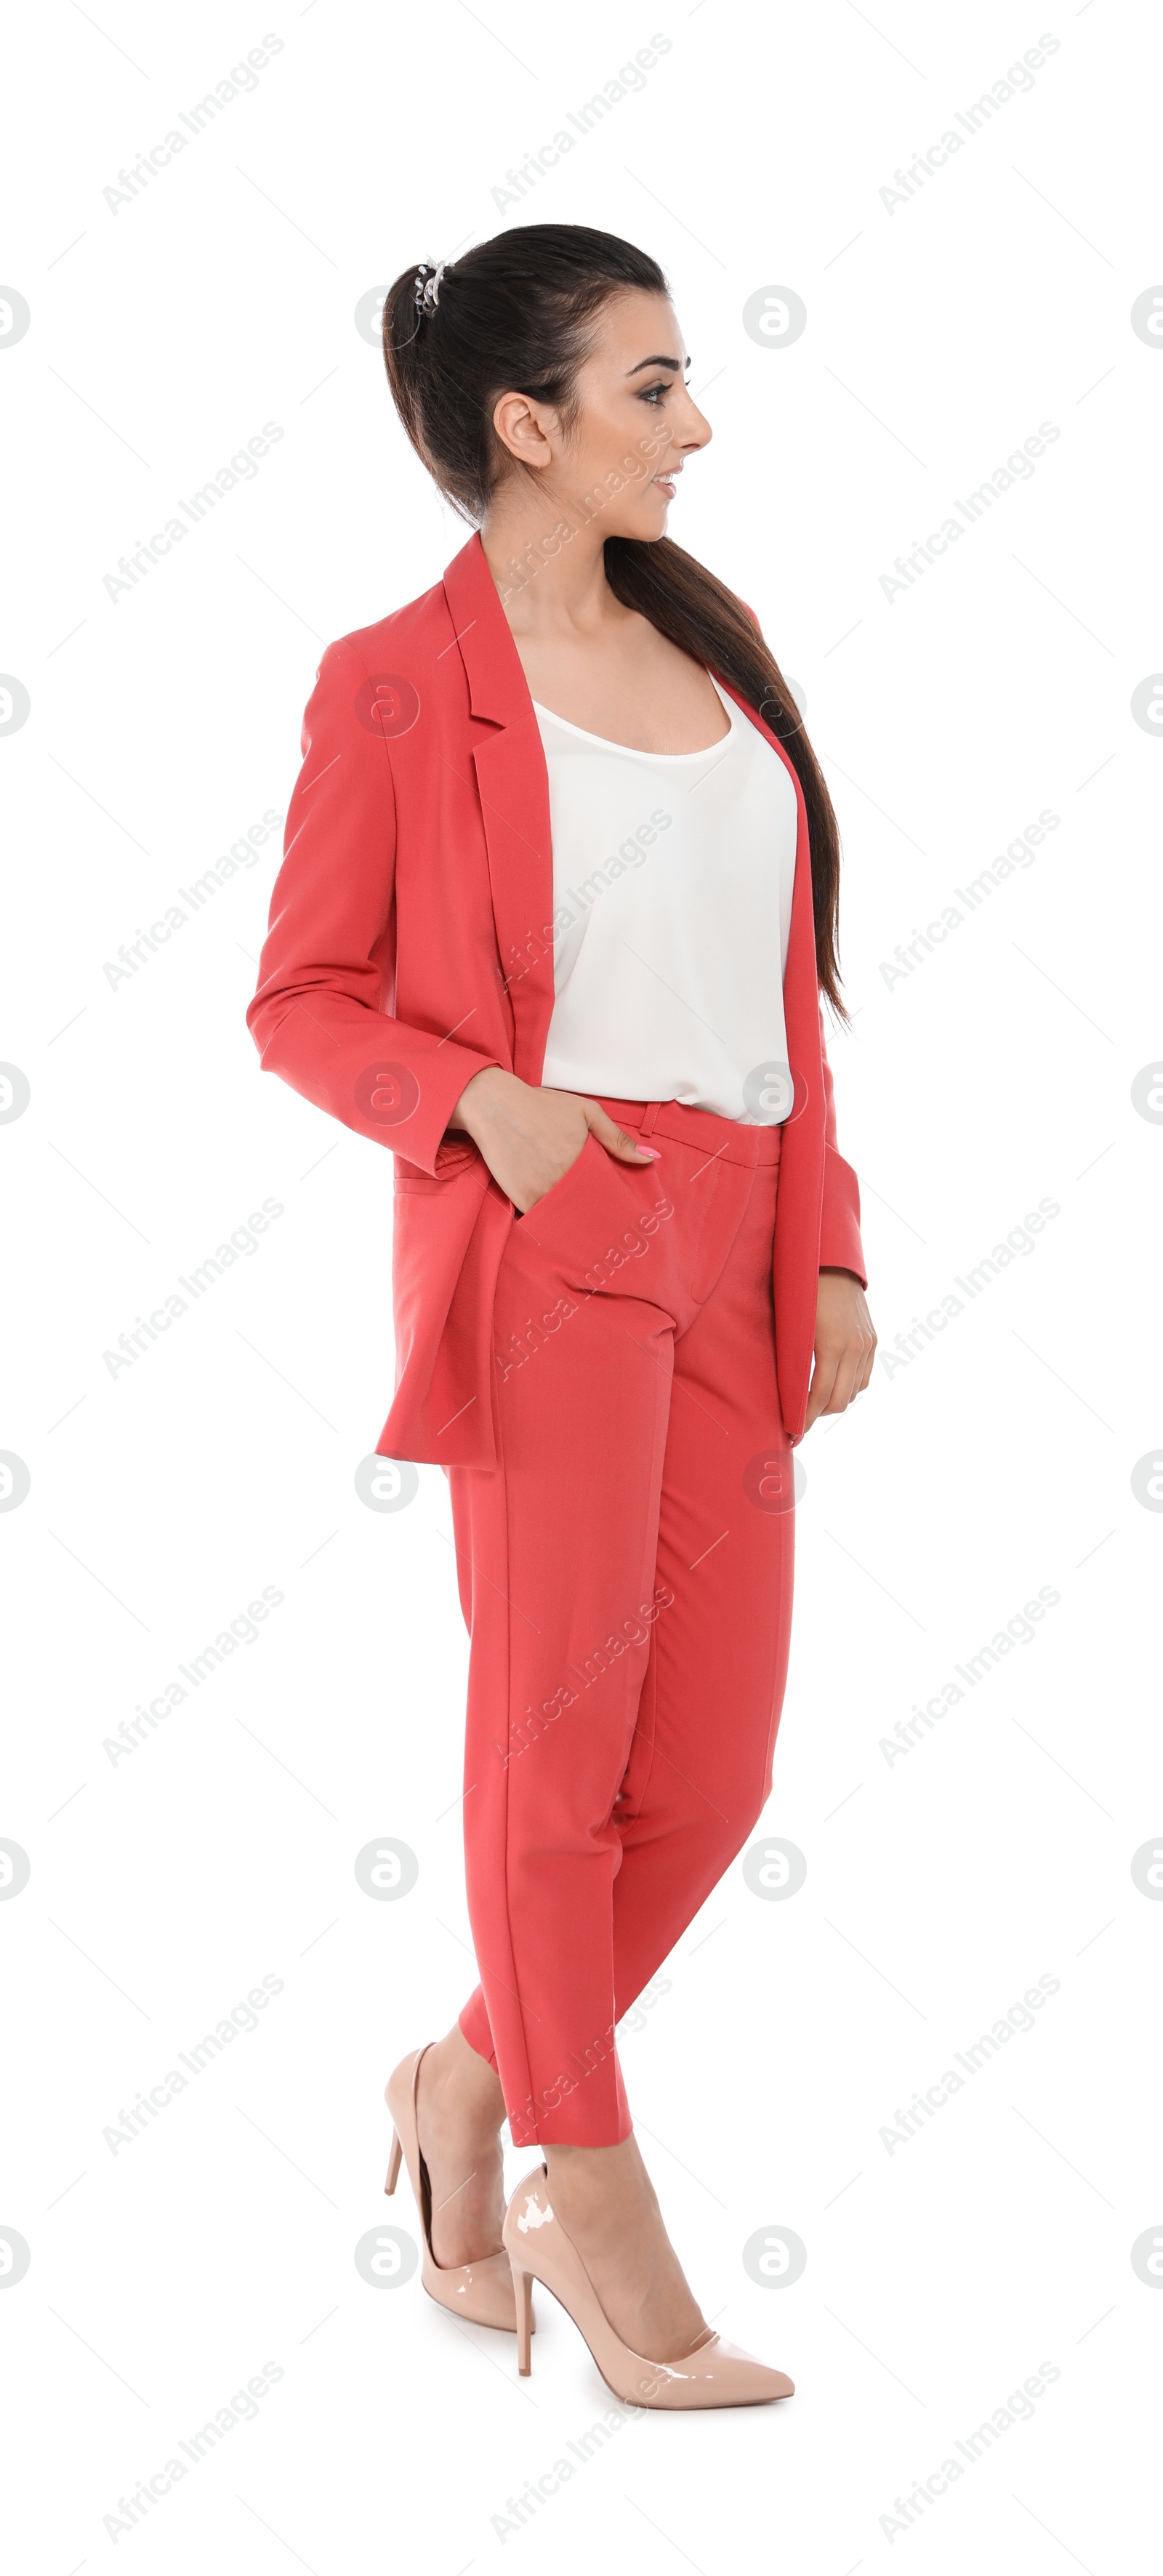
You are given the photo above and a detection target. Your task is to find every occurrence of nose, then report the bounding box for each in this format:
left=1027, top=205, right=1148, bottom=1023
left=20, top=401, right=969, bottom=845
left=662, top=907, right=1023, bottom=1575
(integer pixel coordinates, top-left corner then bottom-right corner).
left=677, top=389, right=712, bottom=453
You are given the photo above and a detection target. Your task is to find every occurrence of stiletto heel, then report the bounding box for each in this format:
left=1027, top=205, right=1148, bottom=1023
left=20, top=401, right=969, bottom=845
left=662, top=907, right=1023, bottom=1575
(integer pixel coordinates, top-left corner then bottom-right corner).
left=383, top=2046, right=534, bottom=2336
left=502, top=2167, right=792, bottom=2411
left=513, top=2264, right=534, bottom=2375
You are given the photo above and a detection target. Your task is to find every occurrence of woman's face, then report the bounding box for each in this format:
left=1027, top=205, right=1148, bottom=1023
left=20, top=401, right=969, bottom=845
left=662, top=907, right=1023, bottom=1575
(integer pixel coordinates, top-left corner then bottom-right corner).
left=491, top=288, right=712, bottom=538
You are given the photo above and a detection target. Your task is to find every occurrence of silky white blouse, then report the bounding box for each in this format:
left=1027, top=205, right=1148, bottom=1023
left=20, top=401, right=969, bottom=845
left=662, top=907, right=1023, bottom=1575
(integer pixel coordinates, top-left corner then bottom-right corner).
left=534, top=673, right=799, bottom=1123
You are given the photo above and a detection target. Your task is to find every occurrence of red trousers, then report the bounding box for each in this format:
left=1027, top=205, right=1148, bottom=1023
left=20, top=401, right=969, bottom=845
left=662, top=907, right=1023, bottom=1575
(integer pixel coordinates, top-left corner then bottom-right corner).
left=450, top=1097, right=794, bottom=2147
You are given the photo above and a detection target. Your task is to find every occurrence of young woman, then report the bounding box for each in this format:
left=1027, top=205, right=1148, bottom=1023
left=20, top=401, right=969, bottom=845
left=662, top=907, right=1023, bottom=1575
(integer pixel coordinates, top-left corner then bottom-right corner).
left=248, top=223, right=875, bottom=2410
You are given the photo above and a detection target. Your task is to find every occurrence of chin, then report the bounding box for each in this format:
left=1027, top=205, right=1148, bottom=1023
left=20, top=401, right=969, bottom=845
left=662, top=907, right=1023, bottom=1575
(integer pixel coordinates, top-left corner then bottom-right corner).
left=636, top=498, right=672, bottom=540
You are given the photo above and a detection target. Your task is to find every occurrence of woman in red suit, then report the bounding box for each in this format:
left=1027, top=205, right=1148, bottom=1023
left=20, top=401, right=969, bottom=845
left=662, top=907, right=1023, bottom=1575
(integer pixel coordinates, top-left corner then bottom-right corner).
left=248, top=224, right=875, bottom=2409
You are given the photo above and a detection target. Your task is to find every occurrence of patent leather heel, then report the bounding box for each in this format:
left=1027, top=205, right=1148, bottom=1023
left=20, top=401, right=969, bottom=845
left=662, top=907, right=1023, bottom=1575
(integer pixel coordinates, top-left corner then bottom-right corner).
left=514, top=2266, right=534, bottom=2375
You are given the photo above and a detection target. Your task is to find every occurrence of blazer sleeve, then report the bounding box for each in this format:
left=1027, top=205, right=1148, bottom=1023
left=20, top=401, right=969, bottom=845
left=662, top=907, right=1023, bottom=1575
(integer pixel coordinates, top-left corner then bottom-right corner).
left=246, top=637, right=505, bottom=1176
left=739, top=594, right=867, bottom=1285
left=818, top=1009, right=866, bottom=1283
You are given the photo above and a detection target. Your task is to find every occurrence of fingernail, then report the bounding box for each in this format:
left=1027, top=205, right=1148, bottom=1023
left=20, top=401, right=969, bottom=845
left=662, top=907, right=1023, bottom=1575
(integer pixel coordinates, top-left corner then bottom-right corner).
left=637, top=1147, right=661, bottom=1160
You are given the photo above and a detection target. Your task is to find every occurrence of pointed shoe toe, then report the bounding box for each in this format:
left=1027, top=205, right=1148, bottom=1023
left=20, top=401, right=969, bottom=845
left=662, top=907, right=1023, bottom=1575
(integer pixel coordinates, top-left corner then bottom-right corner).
left=643, top=2334, right=794, bottom=2409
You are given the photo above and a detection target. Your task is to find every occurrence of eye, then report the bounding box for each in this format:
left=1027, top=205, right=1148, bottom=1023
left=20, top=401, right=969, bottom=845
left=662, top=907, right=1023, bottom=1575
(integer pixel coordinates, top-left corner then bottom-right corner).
left=640, top=381, right=670, bottom=405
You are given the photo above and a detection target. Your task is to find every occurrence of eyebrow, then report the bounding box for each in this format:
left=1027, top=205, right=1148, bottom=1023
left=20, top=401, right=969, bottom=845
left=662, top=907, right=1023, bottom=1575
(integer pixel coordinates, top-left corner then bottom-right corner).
left=624, top=354, right=691, bottom=377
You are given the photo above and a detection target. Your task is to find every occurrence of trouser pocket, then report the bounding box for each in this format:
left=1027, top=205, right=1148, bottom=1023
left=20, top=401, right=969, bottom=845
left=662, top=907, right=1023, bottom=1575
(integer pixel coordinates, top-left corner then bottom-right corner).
left=515, top=1131, right=606, bottom=1231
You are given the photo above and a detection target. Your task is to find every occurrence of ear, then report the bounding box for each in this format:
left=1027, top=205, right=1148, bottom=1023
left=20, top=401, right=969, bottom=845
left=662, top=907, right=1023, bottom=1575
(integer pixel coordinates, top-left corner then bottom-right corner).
left=491, top=389, right=556, bottom=472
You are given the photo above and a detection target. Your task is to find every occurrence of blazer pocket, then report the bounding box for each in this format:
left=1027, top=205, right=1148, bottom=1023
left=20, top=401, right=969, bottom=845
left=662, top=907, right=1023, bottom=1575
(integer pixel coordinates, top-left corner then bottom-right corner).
left=394, top=1143, right=480, bottom=1192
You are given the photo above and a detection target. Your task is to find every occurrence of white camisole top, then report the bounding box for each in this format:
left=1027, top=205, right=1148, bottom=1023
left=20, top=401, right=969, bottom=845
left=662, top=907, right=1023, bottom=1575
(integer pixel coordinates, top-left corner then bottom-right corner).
left=534, top=673, right=799, bottom=1123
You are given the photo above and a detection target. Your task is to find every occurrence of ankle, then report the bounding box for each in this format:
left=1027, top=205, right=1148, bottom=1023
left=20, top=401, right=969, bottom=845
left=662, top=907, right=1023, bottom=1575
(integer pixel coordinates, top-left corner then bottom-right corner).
left=545, top=2136, right=648, bottom=2194
left=421, top=2031, right=505, bottom=2135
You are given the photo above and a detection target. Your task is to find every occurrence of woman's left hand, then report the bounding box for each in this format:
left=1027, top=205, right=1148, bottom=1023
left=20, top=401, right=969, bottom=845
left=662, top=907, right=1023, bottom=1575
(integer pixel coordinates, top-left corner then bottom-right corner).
left=802, top=1269, right=877, bottom=1432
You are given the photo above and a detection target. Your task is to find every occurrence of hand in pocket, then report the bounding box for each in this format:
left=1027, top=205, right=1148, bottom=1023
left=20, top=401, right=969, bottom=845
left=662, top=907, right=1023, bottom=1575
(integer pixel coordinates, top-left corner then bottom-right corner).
left=446, top=1070, right=660, bottom=1214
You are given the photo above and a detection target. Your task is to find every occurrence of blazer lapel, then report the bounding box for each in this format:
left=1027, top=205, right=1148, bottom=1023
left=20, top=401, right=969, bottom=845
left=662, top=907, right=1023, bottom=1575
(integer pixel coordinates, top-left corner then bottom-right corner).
left=713, top=676, right=825, bottom=1136
left=442, top=534, right=555, bottom=1085
left=715, top=675, right=826, bottom=1418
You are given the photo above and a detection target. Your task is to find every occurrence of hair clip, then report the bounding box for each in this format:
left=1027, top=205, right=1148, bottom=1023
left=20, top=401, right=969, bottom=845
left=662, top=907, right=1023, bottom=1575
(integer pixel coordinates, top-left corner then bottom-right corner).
left=414, top=260, right=448, bottom=315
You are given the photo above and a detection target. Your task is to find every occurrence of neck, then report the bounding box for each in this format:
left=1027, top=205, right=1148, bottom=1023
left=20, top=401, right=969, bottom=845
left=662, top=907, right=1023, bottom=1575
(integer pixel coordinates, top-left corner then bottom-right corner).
left=479, top=485, right=623, bottom=637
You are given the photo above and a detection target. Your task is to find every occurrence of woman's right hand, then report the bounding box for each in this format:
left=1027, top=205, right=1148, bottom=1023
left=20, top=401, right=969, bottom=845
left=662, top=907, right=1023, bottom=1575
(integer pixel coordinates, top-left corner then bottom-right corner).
left=447, top=1067, right=659, bottom=1214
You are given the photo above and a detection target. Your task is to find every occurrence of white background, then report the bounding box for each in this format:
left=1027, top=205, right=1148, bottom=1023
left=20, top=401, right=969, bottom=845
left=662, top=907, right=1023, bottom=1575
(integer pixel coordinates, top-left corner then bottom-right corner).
left=2, top=1, right=1161, bottom=2567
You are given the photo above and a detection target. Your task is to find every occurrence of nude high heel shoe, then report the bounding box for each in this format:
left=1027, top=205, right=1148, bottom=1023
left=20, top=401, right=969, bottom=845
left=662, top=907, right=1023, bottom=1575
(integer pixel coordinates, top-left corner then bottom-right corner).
left=503, top=2165, right=792, bottom=2409
left=384, top=2046, right=532, bottom=2335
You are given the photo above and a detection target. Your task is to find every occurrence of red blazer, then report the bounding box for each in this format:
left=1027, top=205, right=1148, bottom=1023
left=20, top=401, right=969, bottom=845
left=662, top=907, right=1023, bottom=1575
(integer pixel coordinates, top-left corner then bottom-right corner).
left=247, top=533, right=865, bottom=1468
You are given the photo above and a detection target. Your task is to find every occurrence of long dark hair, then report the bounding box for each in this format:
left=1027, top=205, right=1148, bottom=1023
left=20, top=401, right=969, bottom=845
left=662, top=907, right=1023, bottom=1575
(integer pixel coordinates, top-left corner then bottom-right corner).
left=383, top=224, right=846, bottom=1012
